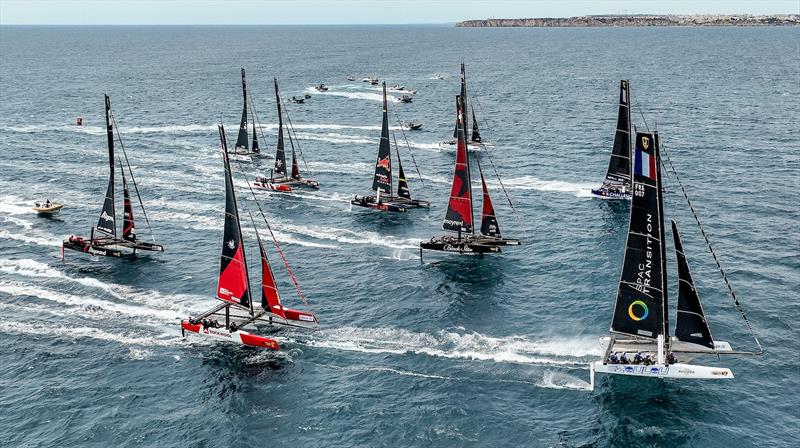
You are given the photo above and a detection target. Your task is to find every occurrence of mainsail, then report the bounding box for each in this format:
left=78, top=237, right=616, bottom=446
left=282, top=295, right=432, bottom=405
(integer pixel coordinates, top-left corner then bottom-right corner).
left=604, top=80, right=632, bottom=185
left=120, top=161, right=136, bottom=242
left=443, top=96, right=473, bottom=234
left=610, top=131, right=667, bottom=339
left=478, top=164, right=500, bottom=238
left=273, top=78, right=287, bottom=177
left=671, top=220, right=714, bottom=348
left=453, top=63, right=468, bottom=139
left=471, top=107, right=482, bottom=143
left=371, top=82, right=392, bottom=195
left=235, top=68, right=249, bottom=151
left=96, top=95, right=116, bottom=237
left=216, top=125, right=252, bottom=308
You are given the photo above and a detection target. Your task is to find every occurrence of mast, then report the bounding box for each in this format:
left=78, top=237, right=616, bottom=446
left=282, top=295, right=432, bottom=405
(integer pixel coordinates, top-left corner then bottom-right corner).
left=371, top=82, right=392, bottom=197
left=235, top=68, right=249, bottom=151
left=654, top=131, right=669, bottom=344
left=96, top=95, right=116, bottom=237
left=442, top=96, right=473, bottom=235
left=471, top=107, right=482, bottom=143
left=273, top=78, right=287, bottom=178
left=671, top=220, right=714, bottom=349
left=609, top=131, right=666, bottom=340
left=216, top=125, right=252, bottom=309
left=453, top=63, right=468, bottom=139
left=120, top=160, right=136, bottom=242
left=604, top=80, right=632, bottom=185
left=394, top=135, right=411, bottom=199
left=477, top=160, right=500, bottom=238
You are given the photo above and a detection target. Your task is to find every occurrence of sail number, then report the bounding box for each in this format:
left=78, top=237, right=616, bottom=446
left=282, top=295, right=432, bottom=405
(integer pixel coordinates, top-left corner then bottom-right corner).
left=634, top=183, right=645, bottom=198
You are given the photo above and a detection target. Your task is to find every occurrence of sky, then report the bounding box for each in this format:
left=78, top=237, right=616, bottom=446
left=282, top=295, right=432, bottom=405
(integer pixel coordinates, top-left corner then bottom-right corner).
left=0, top=0, right=798, bottom=25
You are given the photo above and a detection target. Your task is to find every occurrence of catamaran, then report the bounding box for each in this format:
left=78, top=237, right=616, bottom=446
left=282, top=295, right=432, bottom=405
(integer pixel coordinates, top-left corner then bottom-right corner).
left=232, top=68, right=262, bottom=157
left=253, top=78, right=320, bottom=192
left=420, top=97, right=520, bottom=255
left=440, top=63, right=493, bottom=151
left=591, top=80, right=633, bottom=199
left=590, top=130, right=760, bottom=389
left=62, top=95, right=163, bottom=258
left=181, top=125, right=318, bottom=349
left=351, top=82, right=429, bottom=213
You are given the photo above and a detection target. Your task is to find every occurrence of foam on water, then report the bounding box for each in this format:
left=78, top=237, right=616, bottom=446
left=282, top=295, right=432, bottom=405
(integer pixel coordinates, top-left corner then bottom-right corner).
left=305, top=87, right=400, bottom=103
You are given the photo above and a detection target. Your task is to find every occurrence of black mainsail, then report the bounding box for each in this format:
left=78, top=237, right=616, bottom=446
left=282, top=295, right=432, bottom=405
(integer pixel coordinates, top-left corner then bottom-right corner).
left=610, top=131, right=667, bottom=340
left=453, top=63, right=468, bottom=139
left=96, top=95, right=116, bottom=237
left=273, top=78, right=287, bottom=177
left=235, top=68, right=249, bottom=152
left=671, top=219, right=714, bottom=349
left=604, top=80, right=632, bottom=185
left=371, top=82, right=392, bottom=196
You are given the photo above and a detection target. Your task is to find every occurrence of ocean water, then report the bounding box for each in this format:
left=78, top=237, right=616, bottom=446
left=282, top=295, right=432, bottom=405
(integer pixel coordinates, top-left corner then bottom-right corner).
left=0, top=25, right=797, bottom=447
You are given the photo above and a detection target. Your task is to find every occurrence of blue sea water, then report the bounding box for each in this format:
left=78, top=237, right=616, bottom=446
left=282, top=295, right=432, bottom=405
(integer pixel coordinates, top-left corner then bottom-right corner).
left=0, top=25, right=798, bottom=447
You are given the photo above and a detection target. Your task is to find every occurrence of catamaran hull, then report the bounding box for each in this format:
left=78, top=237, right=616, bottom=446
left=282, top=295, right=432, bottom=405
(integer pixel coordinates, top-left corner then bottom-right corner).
left=62, top=237, right=164, bottom=258
left=589, top=361, right=733, bottom=390
left=350, top=196, right=407, bottom=213
left=439, top=140, right=493, bottom=151
left=590, top=188, right=632, bottom=200
left=420, top=239, right=501, bottom=254
left=180, top=321, right=280, bottom=350
left=253, top=178, right=320, bottom=192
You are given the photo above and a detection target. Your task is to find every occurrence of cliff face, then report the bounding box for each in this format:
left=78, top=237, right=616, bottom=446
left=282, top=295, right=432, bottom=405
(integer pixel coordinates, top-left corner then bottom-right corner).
left=456, top=15, right=800, bottom=27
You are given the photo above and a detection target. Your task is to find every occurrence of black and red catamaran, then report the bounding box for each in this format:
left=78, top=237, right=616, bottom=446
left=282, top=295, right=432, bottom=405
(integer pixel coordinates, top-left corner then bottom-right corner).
left=233, top=68, right=261, bottom=157
left=181, top=125, right=317, bottom=349
left=591, top=80, right=633, bottom=200
left=62, top=95, right=163, bottom=258
left=351, top=82, right=429, bottom=213
left=440, top=63, right=492, bottom=151
left=253, top=78, right=319, bottom=192
left=421, top=96, right=520, bottom=255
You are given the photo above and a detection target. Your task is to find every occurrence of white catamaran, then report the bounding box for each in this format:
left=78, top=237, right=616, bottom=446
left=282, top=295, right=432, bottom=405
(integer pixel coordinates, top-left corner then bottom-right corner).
left=181, top=125, right=317, bottom=349
left=591, top=80, right=633, bottom=200
left=590, top=130, right=760, bottom=389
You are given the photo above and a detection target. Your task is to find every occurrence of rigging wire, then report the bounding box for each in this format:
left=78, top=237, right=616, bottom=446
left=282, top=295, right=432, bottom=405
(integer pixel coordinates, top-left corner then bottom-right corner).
left=393, top=116, right=425, bottom=186
left=471, top=93, right=527, bottom=239
left=280, top=97, right=315, bottom=178
left=223, top=128, right=312, bottom=310
left=110, top=112, right=157, bottom=243
left=634, top=102, right=761, bottom=354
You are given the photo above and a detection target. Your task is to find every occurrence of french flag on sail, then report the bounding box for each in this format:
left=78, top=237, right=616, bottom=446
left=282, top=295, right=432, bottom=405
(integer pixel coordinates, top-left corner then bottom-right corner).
left=635, top=149, right=657, bottom=180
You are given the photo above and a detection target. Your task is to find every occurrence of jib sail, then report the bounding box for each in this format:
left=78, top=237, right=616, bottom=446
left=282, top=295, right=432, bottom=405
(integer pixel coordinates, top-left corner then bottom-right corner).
left=120, top=161, right=135, bottom=242
left=251, top=119, right=259, bottom=153
left=395, top=144, right=411, bottom=199
left=96, top=95, right=116, bottom=237
left=477, top=162, right=500, bottom=238
left=671, top=220, right=714, bottom=349
left=216, top=125, right=251, bottom=308
left=610, top=132, right=667, bottom=339
left=471, top=107, right=482, bottom=143
left=235, top=68, right=249, bottom=151
left=604, top=80, right=632, bottom=185
left=291, top=149, right=301, bottom=180
left=443, top=96, right=473, bottom=234
left=371, top=82, right=392, bottom=195
left=254, top=224, right=285, bottom=319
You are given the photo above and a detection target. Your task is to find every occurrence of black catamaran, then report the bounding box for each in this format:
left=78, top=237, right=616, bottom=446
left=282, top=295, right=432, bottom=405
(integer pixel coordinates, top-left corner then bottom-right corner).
left=591, top=80, right=633, bottom=199
left=253, top=78, right=320, bottom=192
left=420, top=96, right=520, bottom=255
left=351, top=82, right=429, bottom=213
left=181, top=125, right=317, bottom=349
left=440, top=63, right=492, bottom=151
left=62, top=95, right=163, bottom=258
left=590, top=130, right=757, bottom=389
left=233, top=68, right=261, bottom=157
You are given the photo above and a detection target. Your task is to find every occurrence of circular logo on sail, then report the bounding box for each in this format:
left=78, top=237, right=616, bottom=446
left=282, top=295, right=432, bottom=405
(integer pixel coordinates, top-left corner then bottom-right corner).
left=628, top=300, right=649, bottom=321
left=227, top=239, right=236, bottom=250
